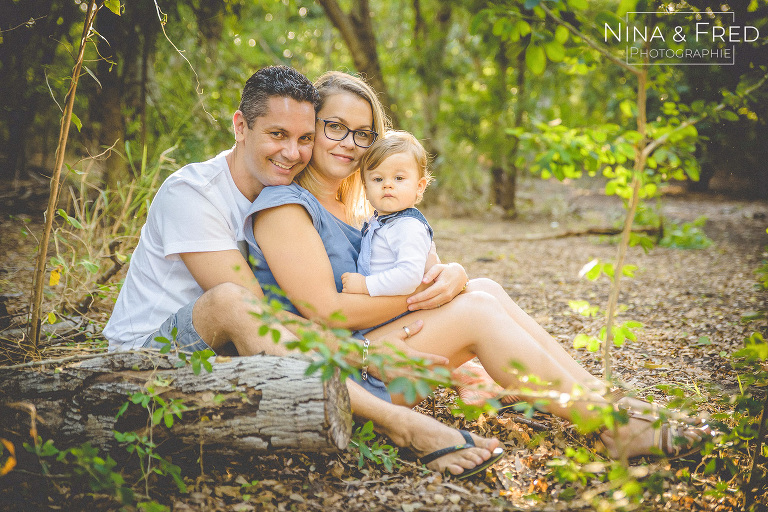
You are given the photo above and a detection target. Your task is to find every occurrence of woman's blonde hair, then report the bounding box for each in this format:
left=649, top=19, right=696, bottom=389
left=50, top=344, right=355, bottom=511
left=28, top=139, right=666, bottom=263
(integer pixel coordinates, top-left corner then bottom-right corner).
left=360, top=130, right=433, bottom=204
left=296, top=71, right=390, bottom=227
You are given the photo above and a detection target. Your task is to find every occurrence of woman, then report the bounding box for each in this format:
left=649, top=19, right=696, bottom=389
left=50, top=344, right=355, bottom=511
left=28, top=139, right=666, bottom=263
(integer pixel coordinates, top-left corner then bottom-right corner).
left=245, top=71, right=712, bottom=462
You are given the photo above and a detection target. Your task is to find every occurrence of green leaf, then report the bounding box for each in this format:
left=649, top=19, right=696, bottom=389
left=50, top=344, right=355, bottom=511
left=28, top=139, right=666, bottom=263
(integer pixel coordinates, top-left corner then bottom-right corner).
left=742, top=311, right=764, bottom=322
left=79, top=259, right=99, bottom=273
left=415, top=379, right=433, bottom=400
left=104, top=0, right=121, bottom=15
left=152, top=408, right=163, bottom=426
left=492, top=18, right=507, bottom=37
left=57, top=209, right=83, bottom=229
left=617, top=0, right=639, bottom=17
left=621, top=264, right=637, bottom=277
left=613, top=328, right=626, bottom=346
left=525, top=45, right=546, bottom=76
left=116, top=401, right=129, bottom=419
left=191, top=357, right=201, bottom=375
left=620, top=101, right=635, bottom=119
left=544, top=41, right=566, bottom=62
left=517, top=20, right=531, bottom=38
left=585, top=262, right=602, bottom=281
left=720, top=110, right=739, bottom=121
left=71, top=113, right=82, bottom=132
left=387, top=377, right=416, bottom=404
left=573, top=333, right=590, bottom=349
left=83, top=66, right=102, bottom=88
left=554, top=25, right=569, bottom=43
left=568, top=0, right=588, bottom=9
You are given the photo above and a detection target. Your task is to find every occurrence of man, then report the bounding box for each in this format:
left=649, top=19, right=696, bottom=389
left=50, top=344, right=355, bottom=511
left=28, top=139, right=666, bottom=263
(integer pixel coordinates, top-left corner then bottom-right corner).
left=104, top=66, right=500, bottom=476
left=104, top=66, right=317, bottom=355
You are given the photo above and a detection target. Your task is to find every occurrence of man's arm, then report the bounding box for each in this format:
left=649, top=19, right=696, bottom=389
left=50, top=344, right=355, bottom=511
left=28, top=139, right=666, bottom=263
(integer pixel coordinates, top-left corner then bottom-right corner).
left=180, top=249, right=265, bottom=297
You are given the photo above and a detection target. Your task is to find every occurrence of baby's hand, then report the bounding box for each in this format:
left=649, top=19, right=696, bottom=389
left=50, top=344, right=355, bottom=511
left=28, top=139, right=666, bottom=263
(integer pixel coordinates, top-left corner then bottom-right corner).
left=341, top=272, right=369, bottom=294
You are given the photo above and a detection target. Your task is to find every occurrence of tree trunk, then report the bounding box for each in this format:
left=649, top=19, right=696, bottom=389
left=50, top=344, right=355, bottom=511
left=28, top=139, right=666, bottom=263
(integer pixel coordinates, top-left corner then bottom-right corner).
left=490, top=42, right=517, bottom=217
left=0, top=353, right=352, bottom=463
left=316, top=0, right=398, bottom=126
left=413, top=0, right=452, bottom=161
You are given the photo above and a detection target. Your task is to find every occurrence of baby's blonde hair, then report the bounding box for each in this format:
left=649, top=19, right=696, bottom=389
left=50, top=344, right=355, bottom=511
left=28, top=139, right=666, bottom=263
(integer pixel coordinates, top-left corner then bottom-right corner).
left=360, top=130, right=434, bottom=199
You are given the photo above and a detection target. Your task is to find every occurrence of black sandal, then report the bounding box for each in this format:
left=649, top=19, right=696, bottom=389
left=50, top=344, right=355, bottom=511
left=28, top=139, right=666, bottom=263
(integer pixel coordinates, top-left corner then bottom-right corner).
left=419, top=429, right=505, bottom=479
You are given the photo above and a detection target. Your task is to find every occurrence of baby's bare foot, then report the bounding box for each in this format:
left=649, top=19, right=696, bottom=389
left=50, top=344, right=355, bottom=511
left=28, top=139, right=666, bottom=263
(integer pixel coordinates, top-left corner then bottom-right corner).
left=453, top=360, right=518, bottom=406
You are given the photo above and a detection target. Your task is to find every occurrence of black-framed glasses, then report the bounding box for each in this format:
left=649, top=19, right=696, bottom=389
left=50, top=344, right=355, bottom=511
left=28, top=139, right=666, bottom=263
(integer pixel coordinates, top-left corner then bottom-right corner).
left=317, top=118, right=378, bottom=148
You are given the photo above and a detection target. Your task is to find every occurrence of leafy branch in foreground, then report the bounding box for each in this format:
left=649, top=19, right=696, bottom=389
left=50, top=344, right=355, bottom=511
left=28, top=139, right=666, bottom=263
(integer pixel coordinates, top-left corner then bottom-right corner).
left=349, top=421, right=400, bottom=472
left=28, top=0, right=101, bottom=355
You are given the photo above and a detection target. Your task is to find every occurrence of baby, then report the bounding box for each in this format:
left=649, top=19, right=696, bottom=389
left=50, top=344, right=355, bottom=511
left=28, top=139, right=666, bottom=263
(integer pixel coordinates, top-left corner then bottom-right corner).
left=342, top=130, right=514, bottom=410
left=341, top=130, right=433, bottom=296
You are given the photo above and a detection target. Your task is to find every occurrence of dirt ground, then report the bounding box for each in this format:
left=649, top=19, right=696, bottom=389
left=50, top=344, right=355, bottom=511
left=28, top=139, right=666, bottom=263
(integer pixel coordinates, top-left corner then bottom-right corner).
left=1, top=178, right=767, bottom=511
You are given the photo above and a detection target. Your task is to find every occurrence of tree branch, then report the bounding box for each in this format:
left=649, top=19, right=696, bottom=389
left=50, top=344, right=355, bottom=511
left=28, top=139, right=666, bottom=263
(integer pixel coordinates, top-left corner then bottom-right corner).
left=540, top=3, right=641, bottom=76
left=642, top=71, right=768, bottom=159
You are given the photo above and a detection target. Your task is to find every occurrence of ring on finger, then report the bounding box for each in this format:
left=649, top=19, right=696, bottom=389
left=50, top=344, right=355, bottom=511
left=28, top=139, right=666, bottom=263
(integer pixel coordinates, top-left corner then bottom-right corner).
left=403, top=326, right=411, bottom=338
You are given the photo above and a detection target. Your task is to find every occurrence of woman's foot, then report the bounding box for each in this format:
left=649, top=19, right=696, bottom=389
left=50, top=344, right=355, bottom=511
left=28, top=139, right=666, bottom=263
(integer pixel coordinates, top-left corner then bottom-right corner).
left=453, top=359, right=518, bottom=407
left=599, top=409, right=714, bottom=459
left=380, top=406, right=502, bottom=475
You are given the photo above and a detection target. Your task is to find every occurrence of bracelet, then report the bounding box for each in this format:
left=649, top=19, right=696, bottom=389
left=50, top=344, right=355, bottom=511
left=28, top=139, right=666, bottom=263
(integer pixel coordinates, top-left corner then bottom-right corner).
left=361, top=337, right=371, bottom=381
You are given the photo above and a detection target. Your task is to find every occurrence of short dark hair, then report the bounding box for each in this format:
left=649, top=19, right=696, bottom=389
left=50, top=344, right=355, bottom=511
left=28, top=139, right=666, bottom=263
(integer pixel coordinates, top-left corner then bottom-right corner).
left=239, top=66, right=320, bottom=127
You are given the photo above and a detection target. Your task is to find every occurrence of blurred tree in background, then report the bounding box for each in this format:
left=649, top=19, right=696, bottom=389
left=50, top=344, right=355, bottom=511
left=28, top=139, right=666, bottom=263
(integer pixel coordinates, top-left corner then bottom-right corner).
left=0, top=0, right=765, bottom=215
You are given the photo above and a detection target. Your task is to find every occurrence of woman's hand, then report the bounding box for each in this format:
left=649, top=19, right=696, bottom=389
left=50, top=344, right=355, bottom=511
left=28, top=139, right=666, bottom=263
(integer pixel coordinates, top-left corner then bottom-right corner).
left=364, top=320, right=450, bottom=380
left=406, top=262, right=468, bottom=311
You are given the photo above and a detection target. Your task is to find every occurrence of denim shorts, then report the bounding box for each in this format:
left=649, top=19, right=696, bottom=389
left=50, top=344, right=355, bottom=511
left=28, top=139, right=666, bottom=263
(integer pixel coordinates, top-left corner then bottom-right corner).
left=141, top=300, right=212, bottom=353
left=350, top=370, right=391, bottom=403
left=348, top=331, right=392, bottom=402
left=141, top=302, right=389, bottom=401
left=356, top=310, right=412, bottom=336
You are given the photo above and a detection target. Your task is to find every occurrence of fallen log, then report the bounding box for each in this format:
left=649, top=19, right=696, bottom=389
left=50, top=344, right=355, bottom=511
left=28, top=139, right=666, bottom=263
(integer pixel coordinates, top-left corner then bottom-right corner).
left=0, top=351, right=352, bottom=461
left=439, top=226, right=661, bottom=244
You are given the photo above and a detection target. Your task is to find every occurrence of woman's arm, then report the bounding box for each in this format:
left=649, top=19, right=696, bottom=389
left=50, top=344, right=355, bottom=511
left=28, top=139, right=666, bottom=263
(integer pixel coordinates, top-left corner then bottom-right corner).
left=253, top=204, right=409, bottom=329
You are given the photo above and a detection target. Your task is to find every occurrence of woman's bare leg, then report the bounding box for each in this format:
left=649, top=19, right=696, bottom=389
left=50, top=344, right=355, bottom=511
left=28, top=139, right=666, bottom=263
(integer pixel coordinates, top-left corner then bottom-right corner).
left=465, top=278, right=606, bottom=392
left=366, top=290, right=700, bottom=458
left=368, top=291, right=601, bottom=419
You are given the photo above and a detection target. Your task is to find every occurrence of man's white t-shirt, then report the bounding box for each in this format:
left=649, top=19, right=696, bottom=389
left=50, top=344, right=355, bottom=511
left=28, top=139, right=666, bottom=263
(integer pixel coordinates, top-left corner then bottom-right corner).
left=103, top=150, right=252, bottom=350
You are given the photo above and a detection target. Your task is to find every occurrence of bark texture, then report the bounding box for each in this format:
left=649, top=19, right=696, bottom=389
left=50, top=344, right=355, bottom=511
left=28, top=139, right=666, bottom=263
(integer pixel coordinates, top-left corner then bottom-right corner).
left=0, top=352, right=352, bottom=458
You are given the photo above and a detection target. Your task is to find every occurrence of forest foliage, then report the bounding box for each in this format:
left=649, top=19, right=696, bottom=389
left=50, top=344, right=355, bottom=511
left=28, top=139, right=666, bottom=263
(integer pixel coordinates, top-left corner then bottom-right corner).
left=1, top=0, right=767, bottom=215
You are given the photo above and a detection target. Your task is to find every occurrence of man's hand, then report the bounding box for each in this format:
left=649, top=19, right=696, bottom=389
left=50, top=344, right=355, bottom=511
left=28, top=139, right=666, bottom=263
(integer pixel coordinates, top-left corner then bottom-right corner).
left=406, top=262, right=468, bottom=311
left=364, top=319, right=450, bottom=381
left=341, top=272, right=369, bottom=294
